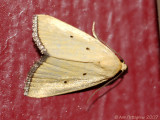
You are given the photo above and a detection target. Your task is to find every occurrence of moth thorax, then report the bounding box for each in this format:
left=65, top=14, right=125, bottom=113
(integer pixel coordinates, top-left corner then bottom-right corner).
left=99, top=56, right=121, bottom=75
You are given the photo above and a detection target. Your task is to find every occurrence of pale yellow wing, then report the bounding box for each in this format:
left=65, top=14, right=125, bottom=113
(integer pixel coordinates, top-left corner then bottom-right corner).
left=33, top=14, right=118, bottom=63
left=26, top=56, right=111, bottom=98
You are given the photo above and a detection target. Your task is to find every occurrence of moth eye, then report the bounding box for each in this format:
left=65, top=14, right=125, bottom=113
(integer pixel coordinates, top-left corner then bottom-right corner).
left=70, top=35, right=73, bottom=38
left=86, top=47, right=90, bottom=50
left=64, top=81, right=67, bottom=84
left=83, top=73, right=87, bottom=76
left=120, top=59, right=124, bottom=63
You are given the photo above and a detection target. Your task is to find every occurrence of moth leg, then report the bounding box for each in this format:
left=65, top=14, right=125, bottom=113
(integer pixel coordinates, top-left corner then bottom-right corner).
left=92, top=22, right=99, bottom=39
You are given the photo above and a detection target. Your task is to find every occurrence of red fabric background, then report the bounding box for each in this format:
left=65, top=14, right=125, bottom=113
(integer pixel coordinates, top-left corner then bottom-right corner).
left=0, top=0, right=159, bottom=120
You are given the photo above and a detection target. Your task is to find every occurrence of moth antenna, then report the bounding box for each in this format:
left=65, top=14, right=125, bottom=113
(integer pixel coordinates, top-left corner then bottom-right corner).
left=92, top=21, right=124, bottom=62
left=87, top=70, right=125, bottom=104
left=105, top=44, right=124, bottom=62
left=92, top=22, right=99, bottom=39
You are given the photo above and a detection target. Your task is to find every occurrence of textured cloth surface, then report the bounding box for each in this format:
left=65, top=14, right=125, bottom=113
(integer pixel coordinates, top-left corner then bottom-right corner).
left=0, top=0, right=159, bottom=120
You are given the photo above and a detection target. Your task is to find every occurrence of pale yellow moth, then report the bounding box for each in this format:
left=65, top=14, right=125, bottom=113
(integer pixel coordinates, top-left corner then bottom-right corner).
left=24, top=14, right=127, bottom=98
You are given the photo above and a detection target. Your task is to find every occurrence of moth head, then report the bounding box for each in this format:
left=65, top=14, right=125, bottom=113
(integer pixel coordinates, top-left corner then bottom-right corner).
left=121, top=62, right=127, bottom=72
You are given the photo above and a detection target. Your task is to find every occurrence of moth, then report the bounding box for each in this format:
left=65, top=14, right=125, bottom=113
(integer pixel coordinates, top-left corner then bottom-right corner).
left=24, top=14, right=127, bottom=98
